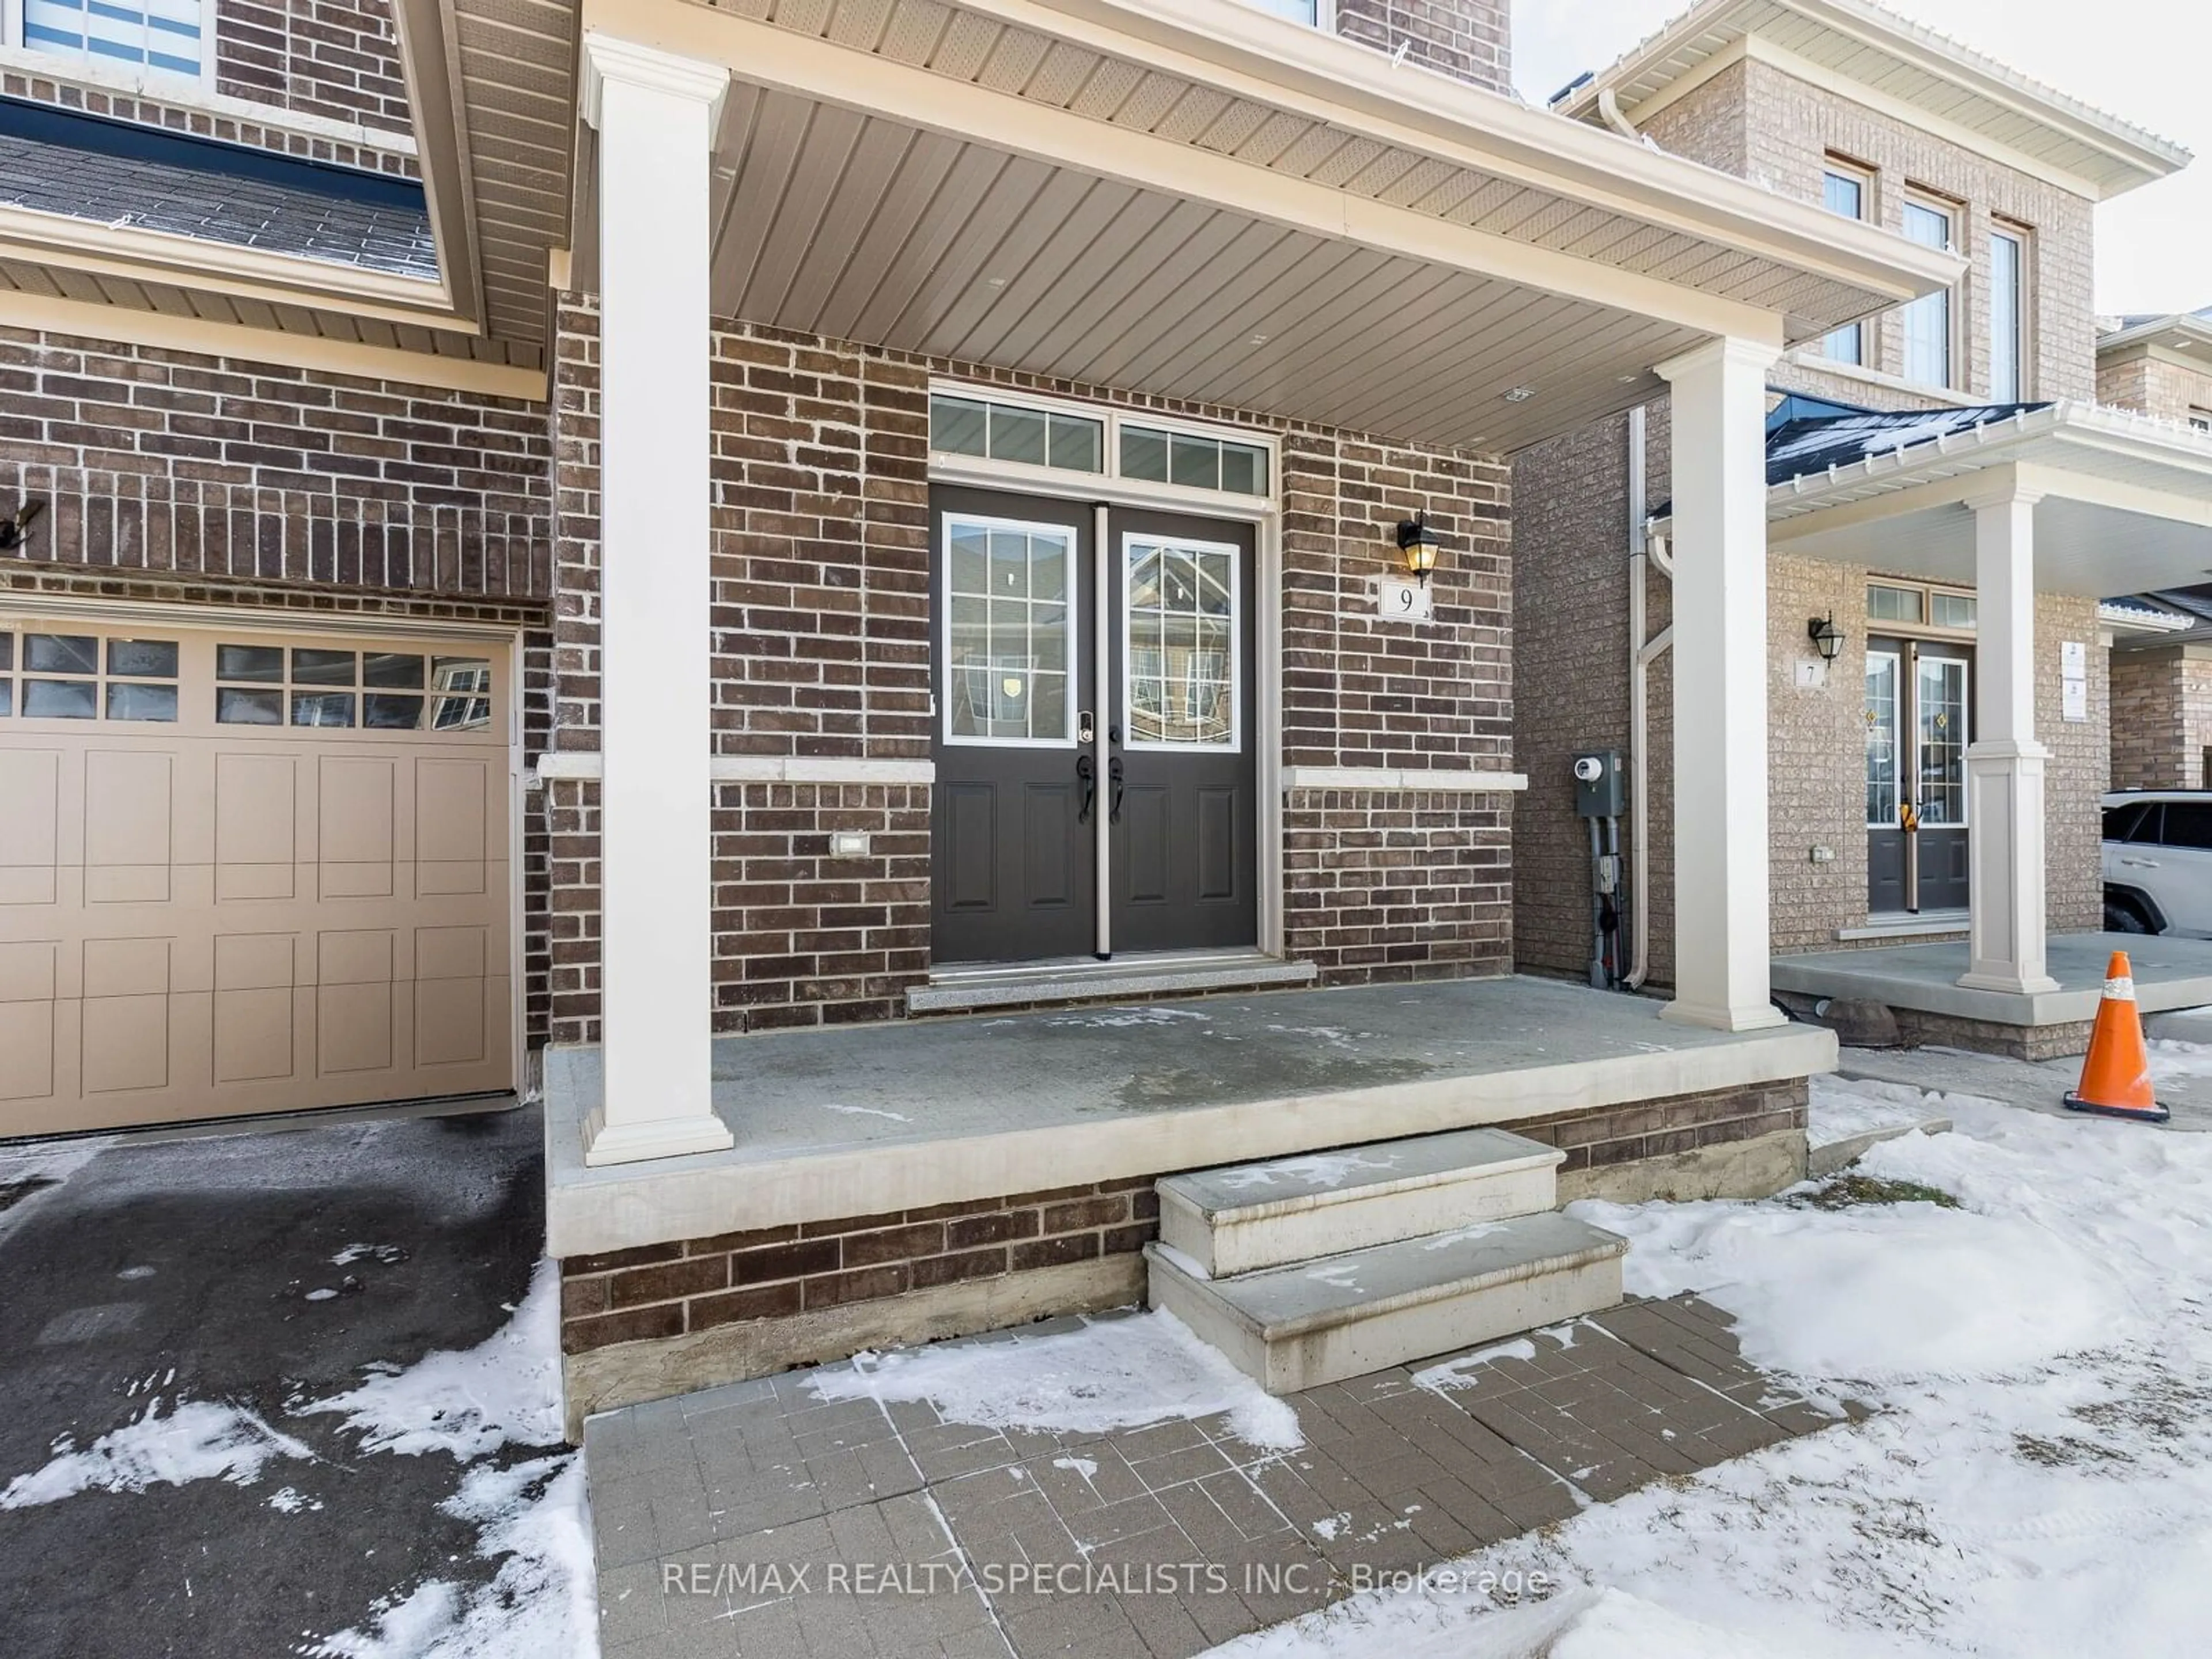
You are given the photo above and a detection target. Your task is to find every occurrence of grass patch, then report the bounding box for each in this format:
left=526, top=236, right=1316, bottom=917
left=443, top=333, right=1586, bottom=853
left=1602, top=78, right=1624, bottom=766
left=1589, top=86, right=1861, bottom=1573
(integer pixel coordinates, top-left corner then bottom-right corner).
left=1796, top=1173, right=1961, bottom=1211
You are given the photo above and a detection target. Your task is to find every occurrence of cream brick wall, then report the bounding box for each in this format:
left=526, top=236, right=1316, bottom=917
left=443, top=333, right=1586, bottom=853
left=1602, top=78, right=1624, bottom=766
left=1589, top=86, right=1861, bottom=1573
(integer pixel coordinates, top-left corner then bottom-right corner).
left=1768, top=555, right=1869, bottom=953
left=2038, top=593, right=2108, bottom=932
left=2108, top=646, right=2212, bottom=790
left=1642, top=56, right=2097, bottom=404
left=2098, top=351, right=2212, bottom=423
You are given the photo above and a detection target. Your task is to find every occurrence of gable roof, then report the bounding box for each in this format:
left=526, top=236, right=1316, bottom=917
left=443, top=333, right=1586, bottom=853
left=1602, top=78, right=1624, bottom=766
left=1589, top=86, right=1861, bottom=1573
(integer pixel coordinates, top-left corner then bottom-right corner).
left=1554, top=0, right=2190, bottom=202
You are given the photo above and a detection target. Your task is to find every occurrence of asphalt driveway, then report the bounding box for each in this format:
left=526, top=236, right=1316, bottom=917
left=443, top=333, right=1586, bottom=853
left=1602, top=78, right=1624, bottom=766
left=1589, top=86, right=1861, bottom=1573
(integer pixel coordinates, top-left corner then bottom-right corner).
left=0, top=1104, right=548, bottom=1659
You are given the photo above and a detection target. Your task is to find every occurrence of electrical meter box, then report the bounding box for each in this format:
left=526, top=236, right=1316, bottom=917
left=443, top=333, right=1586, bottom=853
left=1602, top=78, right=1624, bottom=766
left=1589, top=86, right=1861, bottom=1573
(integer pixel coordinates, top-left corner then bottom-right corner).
left=1573, top=751, right=1625, bottom=818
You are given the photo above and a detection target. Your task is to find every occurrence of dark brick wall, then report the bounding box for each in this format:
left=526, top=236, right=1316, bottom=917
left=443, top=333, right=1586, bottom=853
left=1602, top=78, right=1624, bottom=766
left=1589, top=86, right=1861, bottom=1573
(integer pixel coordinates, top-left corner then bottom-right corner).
left=547, top=298, right=1518, bottom=1039
left=1508, top=1079, right=1807, bottom=1179
left=1286, top=787, right=1511, bottom=981
left=1336, top=0, right=1510, bottom=94
left=560, top=1177, right=1161, bottom=1356
left=0, top=325, right=552, bottom=601
left=0, top=66, right=412, bottom=173
left=214, top=0, right=412, bottom=134
left=554, top=1080, right=1798, bottom=1364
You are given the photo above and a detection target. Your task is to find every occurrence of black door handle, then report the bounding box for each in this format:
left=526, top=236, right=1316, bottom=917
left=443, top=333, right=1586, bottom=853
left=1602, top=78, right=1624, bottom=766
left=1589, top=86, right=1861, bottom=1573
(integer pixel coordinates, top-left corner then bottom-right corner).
left=1076, top=753, right=1095, bottom=824
left=1109, top=756, right=1125, bottom=824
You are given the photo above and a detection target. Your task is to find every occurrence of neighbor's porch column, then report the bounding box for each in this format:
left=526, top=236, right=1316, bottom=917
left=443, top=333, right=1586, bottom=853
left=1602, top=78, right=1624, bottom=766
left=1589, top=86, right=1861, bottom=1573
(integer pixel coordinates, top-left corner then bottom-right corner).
left=578, top=33, right=733, bottom=1166
left=1656, top=336, right=1786, bottom=1032
left=1960, top=480, right=2059, bottom=995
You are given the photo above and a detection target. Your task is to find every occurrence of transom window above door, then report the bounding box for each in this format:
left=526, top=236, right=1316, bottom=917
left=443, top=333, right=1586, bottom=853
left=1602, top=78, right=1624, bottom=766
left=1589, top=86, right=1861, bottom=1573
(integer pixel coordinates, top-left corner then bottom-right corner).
left=929, top=385, right=1277, bottom=505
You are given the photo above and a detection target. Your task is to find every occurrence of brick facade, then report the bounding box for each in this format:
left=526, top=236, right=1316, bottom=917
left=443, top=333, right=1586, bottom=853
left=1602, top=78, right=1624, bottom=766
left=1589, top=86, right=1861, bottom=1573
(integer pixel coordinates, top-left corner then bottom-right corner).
left=2098, top=349, right=2212, bottom=426
left=215, top=0, right=412, bottom=135
left=0, top=67, right=413, bottom=175
left=560, top=1177, right=1161, bottom=1358
left=1514, top=49, right=2115, bottom=987
left=0, top=325, right=551, bottom=600
left=556, top=1078, right=1801, bottom=1368
left=1335, top=0, right=1510, bottom=95
left=2109, top=645, right=2212, bottom=790
left=547, top=297, right=1518, bottom=1039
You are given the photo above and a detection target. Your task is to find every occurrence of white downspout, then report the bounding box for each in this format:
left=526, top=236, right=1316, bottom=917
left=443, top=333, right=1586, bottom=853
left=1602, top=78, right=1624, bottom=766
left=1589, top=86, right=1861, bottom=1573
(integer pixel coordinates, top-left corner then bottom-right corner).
left=1597, top=87, right=1641, bottom=143
left=1624, top=403, right=1673, bottom=990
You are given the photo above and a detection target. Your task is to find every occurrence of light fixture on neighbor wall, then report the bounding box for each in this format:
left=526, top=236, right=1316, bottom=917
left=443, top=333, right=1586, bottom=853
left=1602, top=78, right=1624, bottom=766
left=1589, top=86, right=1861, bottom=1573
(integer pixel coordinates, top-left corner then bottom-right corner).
left=1396, top=514, right=1441, bottom=585
left=1808, top=612, right=1846, bottom=662
left=0, top=498, right=44, bottom=552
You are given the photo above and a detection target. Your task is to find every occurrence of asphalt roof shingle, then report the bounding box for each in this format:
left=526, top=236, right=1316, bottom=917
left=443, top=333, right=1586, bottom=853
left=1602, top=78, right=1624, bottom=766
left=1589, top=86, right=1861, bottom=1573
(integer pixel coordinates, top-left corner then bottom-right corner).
left=0, top=97, right=435, bottom=283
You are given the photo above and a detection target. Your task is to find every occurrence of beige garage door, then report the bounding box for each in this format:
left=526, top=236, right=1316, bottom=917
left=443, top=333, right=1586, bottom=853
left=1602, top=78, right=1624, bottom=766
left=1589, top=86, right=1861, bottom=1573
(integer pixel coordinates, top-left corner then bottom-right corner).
left=0, top=617, right=514, bottom=1136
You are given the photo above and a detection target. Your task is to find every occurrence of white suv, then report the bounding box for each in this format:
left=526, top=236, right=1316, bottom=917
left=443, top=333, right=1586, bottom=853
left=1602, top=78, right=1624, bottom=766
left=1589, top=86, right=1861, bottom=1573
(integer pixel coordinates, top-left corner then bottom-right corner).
left=2103, top=790, right=2212, bottom=935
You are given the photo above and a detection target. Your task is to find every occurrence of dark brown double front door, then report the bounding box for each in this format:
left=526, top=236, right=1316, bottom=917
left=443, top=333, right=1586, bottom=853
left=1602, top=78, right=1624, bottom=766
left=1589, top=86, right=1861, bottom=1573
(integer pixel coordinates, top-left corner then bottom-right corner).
left=929, top=486, right=1258, bottom=966
left=1865, top=634, right=1971, bottom=914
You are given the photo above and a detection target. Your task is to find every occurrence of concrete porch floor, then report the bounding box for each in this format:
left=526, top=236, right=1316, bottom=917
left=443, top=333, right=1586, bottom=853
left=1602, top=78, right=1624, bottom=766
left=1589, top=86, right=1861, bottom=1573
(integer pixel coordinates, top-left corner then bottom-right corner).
left=1772, top=931, right=2212, bottom=1033
left=546, top=976, right=1835, bottom=1260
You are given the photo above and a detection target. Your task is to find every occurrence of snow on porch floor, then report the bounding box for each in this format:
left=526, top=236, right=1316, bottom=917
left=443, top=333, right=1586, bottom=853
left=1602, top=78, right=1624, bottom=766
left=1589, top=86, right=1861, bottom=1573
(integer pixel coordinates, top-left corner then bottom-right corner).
left=583, top=1290, right=1844, bottom=1659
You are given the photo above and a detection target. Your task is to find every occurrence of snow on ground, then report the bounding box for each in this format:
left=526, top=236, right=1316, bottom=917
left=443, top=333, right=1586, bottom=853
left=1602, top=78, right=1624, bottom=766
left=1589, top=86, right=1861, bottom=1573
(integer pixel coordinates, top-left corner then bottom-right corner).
left=808, top=1307, right=1305, bottom=1451
left=296, top=1259, right=596, bottom=1658
left=303, top=1259, right=565, bottom=1460
left=1805, top=1073, right=1976, bottom=1149
left=1213, top=1080, right=2212, bottom=1658
left=0, top=1401, right=309, bottom=1509
left=2148, top=1037, right=2212, bottom=1085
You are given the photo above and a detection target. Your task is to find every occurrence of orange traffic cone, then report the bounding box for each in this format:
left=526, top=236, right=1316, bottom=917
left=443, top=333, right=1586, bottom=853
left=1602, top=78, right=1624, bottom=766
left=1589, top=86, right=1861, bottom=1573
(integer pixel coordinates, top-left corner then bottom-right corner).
left=2063, top=951, right=2170, bottom=1124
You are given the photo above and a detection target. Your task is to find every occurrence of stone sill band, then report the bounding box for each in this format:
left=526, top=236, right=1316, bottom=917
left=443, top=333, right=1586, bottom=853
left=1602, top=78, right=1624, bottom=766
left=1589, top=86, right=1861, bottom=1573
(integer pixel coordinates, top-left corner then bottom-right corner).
left=536, top=755, right=1528, bottom=791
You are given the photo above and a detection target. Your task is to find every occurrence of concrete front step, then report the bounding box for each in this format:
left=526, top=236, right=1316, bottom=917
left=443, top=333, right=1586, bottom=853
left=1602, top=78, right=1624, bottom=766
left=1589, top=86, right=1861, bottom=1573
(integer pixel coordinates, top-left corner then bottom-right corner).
left=1156, top=1127, right=1565, bottom=1278
left=1146, top=1211, right=1629, bottom=1395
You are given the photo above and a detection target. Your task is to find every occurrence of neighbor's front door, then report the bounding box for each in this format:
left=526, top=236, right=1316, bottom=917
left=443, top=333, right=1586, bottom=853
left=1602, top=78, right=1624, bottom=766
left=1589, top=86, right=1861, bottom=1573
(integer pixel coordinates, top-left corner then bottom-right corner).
left=1865, top=634, right=1971, bottom=915
left=930, top=487, right=1257, bottom=966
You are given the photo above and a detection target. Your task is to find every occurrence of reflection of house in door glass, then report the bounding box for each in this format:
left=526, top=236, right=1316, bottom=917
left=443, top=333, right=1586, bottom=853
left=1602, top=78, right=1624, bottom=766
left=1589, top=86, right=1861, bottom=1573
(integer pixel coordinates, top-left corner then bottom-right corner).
left=430, top=656, right=494, bottom=730
left=1126, top=541, right=1234, bottom=747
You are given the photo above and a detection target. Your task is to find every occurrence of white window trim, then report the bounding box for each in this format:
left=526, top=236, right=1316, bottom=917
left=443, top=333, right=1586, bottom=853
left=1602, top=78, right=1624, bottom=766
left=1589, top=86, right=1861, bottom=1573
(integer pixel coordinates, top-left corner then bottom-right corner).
left=1819, top=158, right=1874, bottom=368
left=1234, top=0, right=1336, bottom=30
left=1121, top=531, right=1244, bottom=756
left=938, top=512, right=1082, bottom=752
left=2, top=0, right=217, bottom=97
left=927, top=380, right=1281, bottom=514
left=1900, top=191, right=1960, bottom=392
left=1864, top=647, right=1900, bottom=831
left=0, top=32, right=416, bottom=157
left=1988, top=221, right=2031, bottom=402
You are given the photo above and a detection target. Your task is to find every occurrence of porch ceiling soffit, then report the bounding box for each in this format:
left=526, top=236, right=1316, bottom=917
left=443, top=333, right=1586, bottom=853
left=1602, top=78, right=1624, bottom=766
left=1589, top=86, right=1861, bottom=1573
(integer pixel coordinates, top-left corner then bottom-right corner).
left=563, top=0, right=1958, bottom=453
left=1745, top=408, right=2212, bottom=596
left=1559, top=0, right=2189, bottom=202
left=395, top=0, right=577, bottom=358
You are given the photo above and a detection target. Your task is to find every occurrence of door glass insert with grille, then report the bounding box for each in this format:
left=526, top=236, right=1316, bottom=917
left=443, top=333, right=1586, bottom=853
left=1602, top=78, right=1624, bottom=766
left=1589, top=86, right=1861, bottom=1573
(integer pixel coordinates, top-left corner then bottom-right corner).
left=1915, top=656, right=1968, bottom=828
left=1865, top=635, right=1971, bottom=915
left=944, top=517, right=1074, bottom=746
left=1124, top=537, right=1238, bottom=750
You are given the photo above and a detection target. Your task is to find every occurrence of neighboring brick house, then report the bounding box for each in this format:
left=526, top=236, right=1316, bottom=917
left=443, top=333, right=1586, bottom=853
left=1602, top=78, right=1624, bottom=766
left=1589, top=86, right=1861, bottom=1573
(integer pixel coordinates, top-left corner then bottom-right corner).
left=2099, top=309, right=2212, bottom=791
left=1517, top=0, right=2202, bottom=1048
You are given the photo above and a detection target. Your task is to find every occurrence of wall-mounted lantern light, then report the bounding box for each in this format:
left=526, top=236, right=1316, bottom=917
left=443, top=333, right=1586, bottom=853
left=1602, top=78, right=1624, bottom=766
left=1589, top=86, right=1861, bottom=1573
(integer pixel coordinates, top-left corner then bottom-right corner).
left=1396, top=514, right=1441, bottom=585
left=1807, top=612, right=1845, bottom=662
left=0, top=499, right=45, bottom=553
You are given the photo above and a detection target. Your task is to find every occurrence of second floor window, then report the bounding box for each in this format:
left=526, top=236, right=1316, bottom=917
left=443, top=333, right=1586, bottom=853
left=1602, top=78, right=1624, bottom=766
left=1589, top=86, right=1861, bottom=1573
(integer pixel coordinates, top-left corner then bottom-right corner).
left=1820, top=166, right=1869, bottom=366
left=1900, top=197, right=1955, bottom=390
left=1990, top=227, right=2027, bottom=402
left=1244, top=0, right=1323, bottom=21
left=17, top=0, right=205, bottom=81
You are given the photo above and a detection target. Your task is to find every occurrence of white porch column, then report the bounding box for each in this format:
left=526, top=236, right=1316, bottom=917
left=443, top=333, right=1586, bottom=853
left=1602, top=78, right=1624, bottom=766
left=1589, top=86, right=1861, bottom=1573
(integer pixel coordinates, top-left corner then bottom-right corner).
left=1959, top=482, right=2059, bottom=995
left=1656, top=336, right=1786, bottom=1032
left=578, top=34, right=733, bottom=1166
